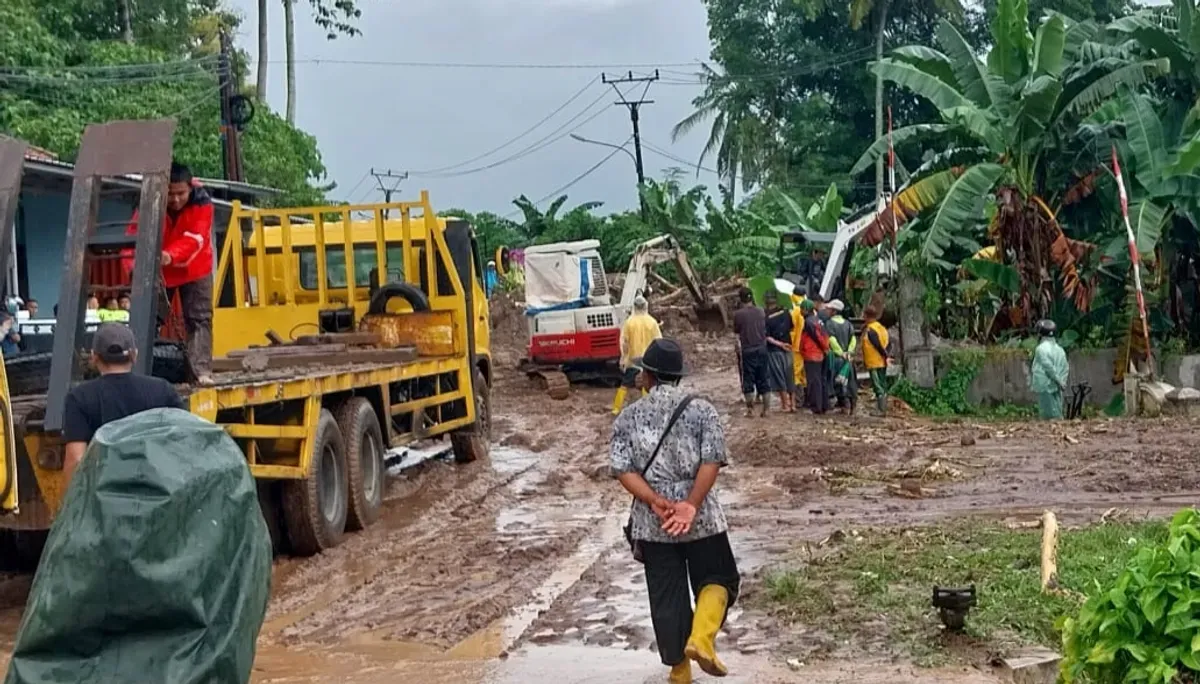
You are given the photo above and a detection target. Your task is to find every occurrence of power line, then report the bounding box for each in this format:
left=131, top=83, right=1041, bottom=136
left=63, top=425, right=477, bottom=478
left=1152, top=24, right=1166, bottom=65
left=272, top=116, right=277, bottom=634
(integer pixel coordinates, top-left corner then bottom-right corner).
left=410, top=76, right=600, bottom=175
left=0, top=56, right=222, bottom=75
left=506, top=139, right=632, bottom=218
left=166, top=81, right=227, bottom=120
left=640, top=140, right=876, bottom=190
left=411, top=83, right=635, bottom=179
left=274, top=58, right=707, bottom=70
left=340, top=171, right=372, bottom=202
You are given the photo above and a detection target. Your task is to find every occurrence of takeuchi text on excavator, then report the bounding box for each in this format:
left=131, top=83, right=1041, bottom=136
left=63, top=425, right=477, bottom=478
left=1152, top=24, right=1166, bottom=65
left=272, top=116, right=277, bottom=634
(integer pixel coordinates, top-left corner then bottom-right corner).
left=516, top=235, right=727, bottom=398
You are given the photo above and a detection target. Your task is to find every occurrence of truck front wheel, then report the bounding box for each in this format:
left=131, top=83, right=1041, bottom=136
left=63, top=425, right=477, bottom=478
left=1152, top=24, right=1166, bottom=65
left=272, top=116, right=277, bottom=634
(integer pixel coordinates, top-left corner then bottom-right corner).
left=451, top=369, right=490, bottom=464
left=282, top=409, right=348, bottom=555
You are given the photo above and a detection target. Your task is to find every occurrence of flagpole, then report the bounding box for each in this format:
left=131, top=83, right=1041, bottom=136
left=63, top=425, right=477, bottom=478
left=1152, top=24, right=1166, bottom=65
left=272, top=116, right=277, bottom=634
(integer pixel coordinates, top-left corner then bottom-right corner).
left=1111, top=145, right=1154, bottom=379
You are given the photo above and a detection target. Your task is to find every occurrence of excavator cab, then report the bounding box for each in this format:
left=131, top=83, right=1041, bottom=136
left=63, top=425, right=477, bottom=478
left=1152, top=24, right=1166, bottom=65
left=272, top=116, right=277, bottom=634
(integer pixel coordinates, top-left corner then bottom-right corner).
left=778, top=231, right=843, bottom=302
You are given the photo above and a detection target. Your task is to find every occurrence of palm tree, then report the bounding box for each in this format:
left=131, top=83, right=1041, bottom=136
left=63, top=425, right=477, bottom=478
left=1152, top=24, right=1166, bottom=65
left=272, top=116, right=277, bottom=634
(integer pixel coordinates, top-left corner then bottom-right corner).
left=256, top=0, right=268, bottom=101
left=670, top=64, right=766, bottom=198
left=284, top=0, right=296, bottom=123
left=851, top=0, right=1169, bottom=322
left=511, top=195, right=603, bottom=240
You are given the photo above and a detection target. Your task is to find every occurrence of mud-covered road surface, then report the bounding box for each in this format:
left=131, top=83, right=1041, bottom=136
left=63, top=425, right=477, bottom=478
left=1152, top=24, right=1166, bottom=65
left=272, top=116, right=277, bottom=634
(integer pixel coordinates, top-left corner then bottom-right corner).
left=3, top=331, right=1199, bottom=682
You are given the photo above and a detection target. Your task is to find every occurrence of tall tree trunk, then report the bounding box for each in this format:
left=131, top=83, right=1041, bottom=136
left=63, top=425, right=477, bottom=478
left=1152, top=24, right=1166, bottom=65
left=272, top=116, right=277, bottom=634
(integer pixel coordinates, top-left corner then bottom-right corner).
left=256, top=0, right=268, bottom=101
left=284, top=0, right=296, bottom=124
left=873, top=0, right=892, bottom=200
left=120, top=0, right=134, bottom=43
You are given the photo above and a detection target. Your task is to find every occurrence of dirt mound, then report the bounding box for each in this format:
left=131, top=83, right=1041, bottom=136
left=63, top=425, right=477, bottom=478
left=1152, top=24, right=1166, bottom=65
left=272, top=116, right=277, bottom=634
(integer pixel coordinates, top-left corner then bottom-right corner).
left=489, top=289, right=527, bottom=364
left=732, top=430, right=888, bottom=469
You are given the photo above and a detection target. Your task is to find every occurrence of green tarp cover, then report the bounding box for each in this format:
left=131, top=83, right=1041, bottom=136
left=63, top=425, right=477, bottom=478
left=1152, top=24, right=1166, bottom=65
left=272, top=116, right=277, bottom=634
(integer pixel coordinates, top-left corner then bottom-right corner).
left=5, top=408, right=272, bottom=684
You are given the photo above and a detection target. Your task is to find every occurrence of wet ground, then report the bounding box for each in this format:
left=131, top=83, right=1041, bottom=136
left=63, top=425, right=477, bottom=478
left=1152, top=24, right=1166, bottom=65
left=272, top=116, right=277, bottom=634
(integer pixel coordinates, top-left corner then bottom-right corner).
left=3, top=332, right=1200, bottom=682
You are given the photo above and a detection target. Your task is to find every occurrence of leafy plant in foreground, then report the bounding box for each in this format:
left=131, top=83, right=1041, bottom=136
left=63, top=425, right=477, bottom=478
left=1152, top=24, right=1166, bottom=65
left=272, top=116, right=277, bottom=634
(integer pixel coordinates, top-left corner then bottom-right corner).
left=1060, top=508, right=1200, bottom=684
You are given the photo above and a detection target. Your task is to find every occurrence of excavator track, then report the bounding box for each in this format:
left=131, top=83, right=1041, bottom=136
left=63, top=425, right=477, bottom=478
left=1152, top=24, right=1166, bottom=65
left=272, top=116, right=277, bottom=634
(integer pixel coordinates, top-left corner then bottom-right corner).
left=535, top=370, right=571, bottom=400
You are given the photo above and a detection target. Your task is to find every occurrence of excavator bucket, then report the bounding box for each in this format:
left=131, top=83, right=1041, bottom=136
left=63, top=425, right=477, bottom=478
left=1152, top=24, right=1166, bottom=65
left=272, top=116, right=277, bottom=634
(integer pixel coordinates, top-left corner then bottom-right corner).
left=0, top=135, right=27, bottom=514
left=694, top=296, right=730, bottom=333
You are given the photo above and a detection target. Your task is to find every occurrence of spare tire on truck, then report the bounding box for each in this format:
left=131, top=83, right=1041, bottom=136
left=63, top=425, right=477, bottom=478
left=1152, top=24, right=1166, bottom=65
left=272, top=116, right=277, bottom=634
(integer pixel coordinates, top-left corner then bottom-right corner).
left=5, top=409, right=272, bottom=684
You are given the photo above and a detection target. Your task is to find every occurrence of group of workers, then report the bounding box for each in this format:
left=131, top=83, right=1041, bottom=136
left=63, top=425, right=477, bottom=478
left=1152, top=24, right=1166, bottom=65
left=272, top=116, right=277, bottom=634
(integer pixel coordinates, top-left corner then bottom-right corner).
left=734, top=286, right=891, bottom=417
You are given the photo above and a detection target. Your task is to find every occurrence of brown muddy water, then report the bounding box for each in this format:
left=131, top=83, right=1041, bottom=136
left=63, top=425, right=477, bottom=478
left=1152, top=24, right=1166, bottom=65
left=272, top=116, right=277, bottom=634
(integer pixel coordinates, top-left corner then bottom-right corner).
left=3, top=333, right=1199, bottom=682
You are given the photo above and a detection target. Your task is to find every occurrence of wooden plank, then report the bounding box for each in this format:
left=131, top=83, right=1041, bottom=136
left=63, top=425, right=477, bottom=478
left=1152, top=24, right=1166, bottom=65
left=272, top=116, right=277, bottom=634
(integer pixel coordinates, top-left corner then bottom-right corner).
left=213, top=346, right=418, bottom=373
left=228, top=343, right=347, bottom=358
left=293, top=332, right=381, bottom=346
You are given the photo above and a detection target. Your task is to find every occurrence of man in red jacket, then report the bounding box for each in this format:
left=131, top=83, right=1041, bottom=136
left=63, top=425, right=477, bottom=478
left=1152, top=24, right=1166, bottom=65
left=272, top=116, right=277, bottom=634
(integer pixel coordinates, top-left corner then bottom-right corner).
left=124, top=162, right=214, bottom=385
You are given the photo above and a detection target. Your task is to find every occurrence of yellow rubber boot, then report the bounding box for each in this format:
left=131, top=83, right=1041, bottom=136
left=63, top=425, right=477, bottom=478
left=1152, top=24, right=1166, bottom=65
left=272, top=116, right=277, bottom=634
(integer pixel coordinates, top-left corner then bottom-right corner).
left=685, top=585, right=729, bottom=677
left=612, top=387, right=628, bottom=415
left=668, top=660, right=692, bottom=683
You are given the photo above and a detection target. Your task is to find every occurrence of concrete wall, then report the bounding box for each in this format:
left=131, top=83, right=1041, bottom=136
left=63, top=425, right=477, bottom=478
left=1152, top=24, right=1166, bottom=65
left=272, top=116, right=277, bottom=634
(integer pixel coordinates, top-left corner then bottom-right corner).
left=946, top=347, right=1200, bottom=408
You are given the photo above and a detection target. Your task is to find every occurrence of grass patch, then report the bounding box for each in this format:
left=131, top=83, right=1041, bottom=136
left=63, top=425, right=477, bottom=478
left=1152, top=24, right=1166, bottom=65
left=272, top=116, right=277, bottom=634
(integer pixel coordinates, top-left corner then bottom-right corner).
left=762, top=519, right=1168, bottom=665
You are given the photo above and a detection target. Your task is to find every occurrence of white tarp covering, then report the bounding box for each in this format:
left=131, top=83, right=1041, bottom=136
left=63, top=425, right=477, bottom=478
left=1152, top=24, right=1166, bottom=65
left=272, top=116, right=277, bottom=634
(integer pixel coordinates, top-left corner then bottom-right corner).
left=525, top=251, right=590, bottom=311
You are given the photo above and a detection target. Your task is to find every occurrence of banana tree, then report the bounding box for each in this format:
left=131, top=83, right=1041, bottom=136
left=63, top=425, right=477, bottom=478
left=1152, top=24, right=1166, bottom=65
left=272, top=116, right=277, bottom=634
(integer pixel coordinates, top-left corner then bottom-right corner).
left=850, top=0, right=1169, bottom=321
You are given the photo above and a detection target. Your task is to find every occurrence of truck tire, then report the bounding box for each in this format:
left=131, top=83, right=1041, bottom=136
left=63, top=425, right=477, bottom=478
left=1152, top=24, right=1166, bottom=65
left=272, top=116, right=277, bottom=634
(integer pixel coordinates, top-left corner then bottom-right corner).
left=337, top=397, right=385, bottom=531
left=451, top=369, right=490, bottom=464
left=5, top=352, right=54, bottom=396
left=282, top=409, right=348, bottom=555
left=151, top=342, right=189, bottom=384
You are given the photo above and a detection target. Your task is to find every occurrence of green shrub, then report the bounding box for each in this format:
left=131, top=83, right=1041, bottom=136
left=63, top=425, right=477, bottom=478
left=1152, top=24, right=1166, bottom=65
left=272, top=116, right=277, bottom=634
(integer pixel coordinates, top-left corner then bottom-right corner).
left=1060, top=509, right=1200, bottom=684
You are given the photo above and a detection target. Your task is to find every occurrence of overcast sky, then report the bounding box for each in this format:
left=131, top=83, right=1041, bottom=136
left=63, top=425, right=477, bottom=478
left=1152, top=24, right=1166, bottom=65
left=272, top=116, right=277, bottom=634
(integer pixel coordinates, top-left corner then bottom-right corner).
left=225, top=0, right=720, bottom=217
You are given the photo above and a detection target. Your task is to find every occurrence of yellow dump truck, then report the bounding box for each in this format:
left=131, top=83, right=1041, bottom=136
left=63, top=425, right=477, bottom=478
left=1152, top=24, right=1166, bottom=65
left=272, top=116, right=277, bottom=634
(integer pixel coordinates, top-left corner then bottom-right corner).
left=0, top=122, right=491, bottom=564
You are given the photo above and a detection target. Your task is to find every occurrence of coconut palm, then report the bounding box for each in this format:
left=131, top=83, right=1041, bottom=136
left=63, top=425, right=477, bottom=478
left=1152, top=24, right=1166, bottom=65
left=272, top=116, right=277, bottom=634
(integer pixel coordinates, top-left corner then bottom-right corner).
left=850, top=0, right=1170, bottom=321
left=670, top=64, right=769, bottom=196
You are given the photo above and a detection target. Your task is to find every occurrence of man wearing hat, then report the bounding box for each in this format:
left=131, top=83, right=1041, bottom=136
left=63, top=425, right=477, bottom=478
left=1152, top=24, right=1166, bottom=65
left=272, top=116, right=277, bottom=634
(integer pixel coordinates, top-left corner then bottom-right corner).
left=822, top=299, right=857, bottom=413
left=611, top=338, right=739, bottom=683
left=1030, top=319, right=1069, bottom=420
left=61, top=323, right=186, bottom=481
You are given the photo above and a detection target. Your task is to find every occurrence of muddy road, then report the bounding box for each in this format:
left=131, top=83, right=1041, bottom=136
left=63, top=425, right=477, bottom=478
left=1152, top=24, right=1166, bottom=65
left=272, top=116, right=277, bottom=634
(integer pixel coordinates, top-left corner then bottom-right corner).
left=3, top=331, right=1199, bottom=682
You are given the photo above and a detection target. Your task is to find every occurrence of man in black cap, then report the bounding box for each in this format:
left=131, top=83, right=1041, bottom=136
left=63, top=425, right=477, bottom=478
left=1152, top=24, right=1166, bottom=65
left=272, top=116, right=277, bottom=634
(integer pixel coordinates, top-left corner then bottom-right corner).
left=610, top=338, right=740, bottom=683
left=62, top=323, right=185, bottom=481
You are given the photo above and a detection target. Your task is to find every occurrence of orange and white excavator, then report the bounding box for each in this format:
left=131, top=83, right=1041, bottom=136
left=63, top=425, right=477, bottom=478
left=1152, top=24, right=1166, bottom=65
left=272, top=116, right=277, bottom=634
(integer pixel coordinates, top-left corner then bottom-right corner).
left=516, top=235, right=726, bottom=398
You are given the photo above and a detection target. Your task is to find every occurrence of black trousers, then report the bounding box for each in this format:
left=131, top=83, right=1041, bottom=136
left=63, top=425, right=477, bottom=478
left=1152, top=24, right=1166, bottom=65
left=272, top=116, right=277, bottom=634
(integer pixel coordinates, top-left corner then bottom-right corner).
left=739, top=346, right=769, bottom=397
left=642, top=532, right=741, bottom=666
left=805, top=359, right=830, bottom=414
left=161, top=275, right=213, bottom=377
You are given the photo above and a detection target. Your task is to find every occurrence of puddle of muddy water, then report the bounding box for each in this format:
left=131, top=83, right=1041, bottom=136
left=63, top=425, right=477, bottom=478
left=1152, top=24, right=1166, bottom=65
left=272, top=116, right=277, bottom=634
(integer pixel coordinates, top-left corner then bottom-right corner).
left=488, top=446, right=540, bottom=476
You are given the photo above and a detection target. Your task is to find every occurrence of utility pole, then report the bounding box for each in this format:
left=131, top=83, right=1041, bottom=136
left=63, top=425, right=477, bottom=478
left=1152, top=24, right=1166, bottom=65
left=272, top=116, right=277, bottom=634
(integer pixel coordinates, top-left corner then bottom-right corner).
left=218, top=31, right=245, bottom=183
left=369, top=168, right=408, bottom=217
left=601, top=70, right=658, bottom=218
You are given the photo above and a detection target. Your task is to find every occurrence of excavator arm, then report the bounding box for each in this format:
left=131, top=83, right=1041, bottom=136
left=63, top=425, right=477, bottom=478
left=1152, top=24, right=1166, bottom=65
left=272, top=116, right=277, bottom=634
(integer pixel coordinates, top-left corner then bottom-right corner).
left=620, top=235, right=707, bottom=307
left=620, top=235, right=728, bottom=330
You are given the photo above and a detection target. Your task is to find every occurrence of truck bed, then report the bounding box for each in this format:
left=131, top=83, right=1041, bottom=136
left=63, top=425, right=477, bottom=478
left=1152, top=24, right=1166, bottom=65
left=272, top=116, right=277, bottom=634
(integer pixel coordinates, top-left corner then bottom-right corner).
left=9, top=351, right=460, bottom=429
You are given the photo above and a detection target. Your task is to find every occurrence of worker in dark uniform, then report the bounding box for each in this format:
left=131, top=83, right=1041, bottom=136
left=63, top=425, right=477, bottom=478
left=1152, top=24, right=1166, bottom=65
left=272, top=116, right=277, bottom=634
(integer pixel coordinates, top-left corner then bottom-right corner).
left=123, top=161, right=215, bottom=385
left=62, top=323, right=185, bottom=481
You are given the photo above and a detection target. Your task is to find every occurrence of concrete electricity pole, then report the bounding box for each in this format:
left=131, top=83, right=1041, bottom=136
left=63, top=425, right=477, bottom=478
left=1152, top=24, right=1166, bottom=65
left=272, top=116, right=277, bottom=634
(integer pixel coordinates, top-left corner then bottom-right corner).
left=601, top=70, right=659, bottom=218
left=369, top=168, right=408, bottom=217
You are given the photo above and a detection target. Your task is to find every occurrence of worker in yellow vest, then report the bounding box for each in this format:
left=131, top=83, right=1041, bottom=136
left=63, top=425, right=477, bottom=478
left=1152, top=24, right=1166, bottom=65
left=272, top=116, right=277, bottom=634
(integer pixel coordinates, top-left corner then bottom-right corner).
left=613, top=295, right=662, bottom=415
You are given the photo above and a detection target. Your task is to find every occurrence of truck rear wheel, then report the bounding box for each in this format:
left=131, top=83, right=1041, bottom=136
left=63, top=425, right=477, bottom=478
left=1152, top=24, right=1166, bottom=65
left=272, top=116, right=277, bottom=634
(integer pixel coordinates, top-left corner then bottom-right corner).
left=451, top=369, right=490, bottom=464
left=337, top=397, right=385, bottom=531
left=282, top=409, right=348, bottom=555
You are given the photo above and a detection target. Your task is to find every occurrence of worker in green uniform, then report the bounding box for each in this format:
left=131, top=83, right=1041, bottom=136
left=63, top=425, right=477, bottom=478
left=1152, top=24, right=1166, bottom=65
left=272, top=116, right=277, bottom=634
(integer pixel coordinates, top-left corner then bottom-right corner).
left=1030, top=319, right=1069, bottom=420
